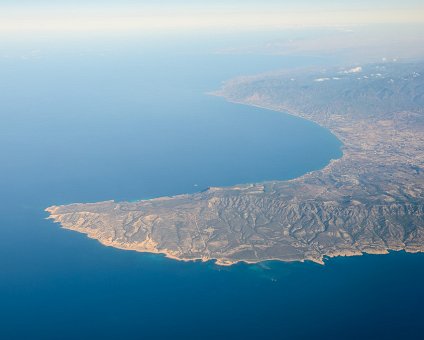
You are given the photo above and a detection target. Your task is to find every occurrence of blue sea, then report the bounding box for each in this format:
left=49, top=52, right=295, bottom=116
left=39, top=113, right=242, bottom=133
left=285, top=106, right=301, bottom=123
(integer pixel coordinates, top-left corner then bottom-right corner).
left=0, top=33, right=423, bottom=339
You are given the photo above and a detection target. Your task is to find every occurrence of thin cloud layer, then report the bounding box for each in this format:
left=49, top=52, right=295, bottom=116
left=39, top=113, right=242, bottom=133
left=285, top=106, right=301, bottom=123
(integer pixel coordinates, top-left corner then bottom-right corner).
left=1, top=3, right=424, bottom=34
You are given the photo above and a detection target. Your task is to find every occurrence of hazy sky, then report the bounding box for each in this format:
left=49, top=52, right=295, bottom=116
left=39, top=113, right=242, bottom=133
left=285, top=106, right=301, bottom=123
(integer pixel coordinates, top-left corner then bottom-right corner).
left=2, top=0, right=424, bottom=6
left=1, top=0, right=424, bottom=34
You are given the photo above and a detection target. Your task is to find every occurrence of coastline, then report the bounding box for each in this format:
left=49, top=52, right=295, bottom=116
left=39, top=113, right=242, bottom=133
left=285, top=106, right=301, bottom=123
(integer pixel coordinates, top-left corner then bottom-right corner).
left=45, top=62, right=424, bottom=266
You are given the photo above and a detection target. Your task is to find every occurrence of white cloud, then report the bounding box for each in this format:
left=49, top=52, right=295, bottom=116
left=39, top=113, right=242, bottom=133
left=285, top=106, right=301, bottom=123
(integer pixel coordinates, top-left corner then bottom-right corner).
left=341, top=66, right=362, bottom=74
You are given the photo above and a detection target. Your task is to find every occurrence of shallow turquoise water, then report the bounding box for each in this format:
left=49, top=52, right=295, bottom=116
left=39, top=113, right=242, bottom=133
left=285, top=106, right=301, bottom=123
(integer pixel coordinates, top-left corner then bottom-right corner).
left=0, top=36, right=422, bottom=339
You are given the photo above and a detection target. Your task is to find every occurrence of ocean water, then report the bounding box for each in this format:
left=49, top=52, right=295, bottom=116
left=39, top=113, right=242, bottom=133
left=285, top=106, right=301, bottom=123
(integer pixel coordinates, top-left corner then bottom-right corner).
left=0, top=35, right=423, bottom=339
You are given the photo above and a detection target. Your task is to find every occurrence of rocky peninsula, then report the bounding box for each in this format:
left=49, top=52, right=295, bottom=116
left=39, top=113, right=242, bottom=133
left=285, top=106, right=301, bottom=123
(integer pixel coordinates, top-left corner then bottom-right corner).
left=46, top=62, right=424, bottom=265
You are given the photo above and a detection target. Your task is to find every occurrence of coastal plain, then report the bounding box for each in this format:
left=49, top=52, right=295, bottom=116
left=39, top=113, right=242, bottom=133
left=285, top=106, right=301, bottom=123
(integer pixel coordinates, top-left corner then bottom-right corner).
left=46, top=62, right=424, bottom=265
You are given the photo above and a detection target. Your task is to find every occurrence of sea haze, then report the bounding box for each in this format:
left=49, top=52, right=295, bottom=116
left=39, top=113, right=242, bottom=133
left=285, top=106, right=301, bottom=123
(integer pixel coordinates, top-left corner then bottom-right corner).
left=0, top=35, right=423, bottom=339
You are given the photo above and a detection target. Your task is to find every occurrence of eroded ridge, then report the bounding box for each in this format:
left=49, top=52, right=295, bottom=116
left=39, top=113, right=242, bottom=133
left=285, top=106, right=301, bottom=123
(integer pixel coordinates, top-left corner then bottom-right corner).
left=46, top=62, right=424, bottom=265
